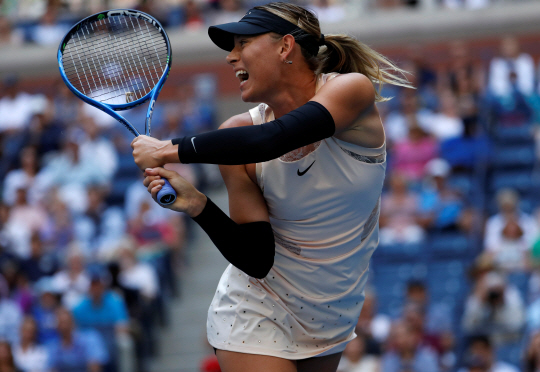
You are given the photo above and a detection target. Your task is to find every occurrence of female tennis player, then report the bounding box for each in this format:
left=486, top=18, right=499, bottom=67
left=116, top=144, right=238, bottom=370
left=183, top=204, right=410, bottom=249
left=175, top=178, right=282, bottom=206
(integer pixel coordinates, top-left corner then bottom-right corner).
left=132, top=2, right=411, bottom=371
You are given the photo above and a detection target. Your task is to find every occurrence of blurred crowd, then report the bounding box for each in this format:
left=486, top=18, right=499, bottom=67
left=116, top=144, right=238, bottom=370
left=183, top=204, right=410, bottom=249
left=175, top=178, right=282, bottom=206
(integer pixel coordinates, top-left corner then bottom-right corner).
left=0, top=0, right=529, bottom=48
left=0, top=57, right=218, bottom=371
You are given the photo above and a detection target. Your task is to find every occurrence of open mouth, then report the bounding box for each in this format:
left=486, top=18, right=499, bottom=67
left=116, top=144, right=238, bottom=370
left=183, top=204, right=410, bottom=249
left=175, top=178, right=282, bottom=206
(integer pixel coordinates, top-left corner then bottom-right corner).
left=236, top=69, right=249, bottom=83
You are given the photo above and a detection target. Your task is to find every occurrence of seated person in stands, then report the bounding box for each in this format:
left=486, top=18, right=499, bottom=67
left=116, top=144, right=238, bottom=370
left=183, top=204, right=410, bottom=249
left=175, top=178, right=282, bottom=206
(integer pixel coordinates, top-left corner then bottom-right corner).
left=402, top=281, right=453, bottom=340
left=484, top=188, right=537, bottom=262
left=457, top=335, right=519, bottom=372
left=47, top=307, right=108, bottom=372
left=336, top=334, right=380, bottom=372
left=379, top=173, right=425, bottom=245
left=390, top=125, right=438, bottom=184
left=12, top=316, right=49, bottom=372
left=381, top=321, right=439, bottom=372
left=462, top=271, right=525, bottom=347
left=486, top=216, right=531, bottom=272
left=72, top=271, right=129, bottom=372
left=417, top=158, right=465, bottom=232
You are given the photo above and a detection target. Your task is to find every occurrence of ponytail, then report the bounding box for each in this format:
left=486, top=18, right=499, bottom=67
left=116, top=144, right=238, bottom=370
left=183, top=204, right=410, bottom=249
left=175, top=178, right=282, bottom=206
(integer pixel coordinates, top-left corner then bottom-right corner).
left=318, top=35, right=413, bottom=102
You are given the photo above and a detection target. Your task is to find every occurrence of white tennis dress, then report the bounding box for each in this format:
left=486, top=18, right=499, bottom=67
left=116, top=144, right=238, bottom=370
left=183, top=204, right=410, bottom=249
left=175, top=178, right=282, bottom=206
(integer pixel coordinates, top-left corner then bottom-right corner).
left=207, top=73, right=386, bottom=359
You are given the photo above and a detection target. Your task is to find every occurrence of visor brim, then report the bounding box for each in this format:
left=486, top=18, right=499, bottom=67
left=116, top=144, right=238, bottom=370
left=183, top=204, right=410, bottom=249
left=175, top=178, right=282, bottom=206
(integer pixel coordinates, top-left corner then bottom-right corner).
left=208, top=22, right=271, bottom=52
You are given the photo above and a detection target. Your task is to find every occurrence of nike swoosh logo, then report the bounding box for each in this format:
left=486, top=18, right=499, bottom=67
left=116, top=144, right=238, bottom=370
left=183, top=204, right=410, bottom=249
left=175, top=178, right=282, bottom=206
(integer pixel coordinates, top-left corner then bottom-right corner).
left=191, top=137, right=197, bottom=153
left=297, top=160, right=315, bottom=176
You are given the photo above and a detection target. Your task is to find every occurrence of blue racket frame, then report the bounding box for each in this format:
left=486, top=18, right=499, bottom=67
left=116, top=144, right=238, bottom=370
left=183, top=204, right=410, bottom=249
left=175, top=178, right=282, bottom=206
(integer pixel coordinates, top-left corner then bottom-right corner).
left=58, top=9, right=176, bottom=206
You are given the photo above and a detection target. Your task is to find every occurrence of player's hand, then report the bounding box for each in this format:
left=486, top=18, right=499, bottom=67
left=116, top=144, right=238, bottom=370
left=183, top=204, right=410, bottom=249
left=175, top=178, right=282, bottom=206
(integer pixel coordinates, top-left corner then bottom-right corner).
left=144, top=167, right=207, bottom=217
left=131, top=135, right=170, bottom=170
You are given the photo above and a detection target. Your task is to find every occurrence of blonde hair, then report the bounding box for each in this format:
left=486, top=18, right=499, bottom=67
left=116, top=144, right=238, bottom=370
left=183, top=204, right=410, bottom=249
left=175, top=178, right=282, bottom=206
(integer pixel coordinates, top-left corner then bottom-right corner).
left=255, top=2, right=414, bottom=102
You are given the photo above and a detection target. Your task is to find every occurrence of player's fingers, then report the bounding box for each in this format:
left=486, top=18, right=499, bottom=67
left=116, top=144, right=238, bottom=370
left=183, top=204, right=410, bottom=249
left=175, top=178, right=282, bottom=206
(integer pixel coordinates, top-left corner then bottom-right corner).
left=145, top=167, right=178, bottom=180
left=130, top=136, right=138, bottom=149
left=147, top=179, right=165, bottom=194
left=150, top=184, right=162, bottom=202
left=143, top=175, right=161, bottom=186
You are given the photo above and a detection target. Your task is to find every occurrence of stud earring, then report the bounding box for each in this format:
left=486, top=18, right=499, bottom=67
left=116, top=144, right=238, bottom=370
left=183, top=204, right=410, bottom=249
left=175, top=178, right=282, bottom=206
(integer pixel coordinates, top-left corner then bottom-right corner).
left=284, top=60, right=292, bottom=64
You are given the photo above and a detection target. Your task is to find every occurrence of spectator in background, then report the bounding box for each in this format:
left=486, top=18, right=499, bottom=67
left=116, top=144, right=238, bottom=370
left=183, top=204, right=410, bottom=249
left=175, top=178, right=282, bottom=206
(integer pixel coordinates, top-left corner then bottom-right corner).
left=26, top=108, right=65, bottom=159
left=525, top=331, right=540, bottom=372
left=462, top=271, right=525, bottom=346
left=73, top=185, right=126, bottom=260
left=116, top=241, right=159, bottom=365
left=0, top=16, right=23, bottom=46
left=390, top=125, right=438, bottom=184
left=51, top=248, right=90, bottom=309
left=337, top=334, right=380, bottom=372
left=78, top=116, right=118, bottom=181
left=308, top=0, right=345, bottom=23
left=50, top=79, right=79, bottom=128
left=72, top=271, right=129, bottom=372
left=37, top=129, right=107, bottom=214
left=439, top=331, right=457, bottom=372
left=403, top=281, right=453, bottom=337
left=486, top=216, right=531, bottom=272
left=20, top=233, right=58, bottom=283
left=356, top=288, right=390, bottom=352
left=32, top=278, right=61, bottom=345
left=418, top=158, right=464, bottom=232
left=484, top=188, right=537, bottom=255
left=384, top=91, right=432, bottom=144
left=47, top=307, right=108, bottom=372
left=382, top=321, right=439, bottom=372
left=2, top=187, right=47, bottom=259
left=457, top=335, right=519, bottom=372
left=10, top=272, right=33, bottom=314
left=12, top=316, right=49, bottom=372
left=2, top=147, right=41, bottom=207
left=0, top=274, right=23, bottom=345
left=41, top=192, right=73, bottom=253
left=422, top=90, right=464, bottom=141
left=183, top=0, right=205, bottom=30
left=0, top=76, right=46, bottom=178
left=488, top=36, right=535, bottom=98
left=0, top=341, right=20, bottom=372
left=30, top=7, right=69, bottom=46
left=379, top=173, right=425, bottom=245
left=211, top=0, right=245, bottom=25
left=402, top=302, right=442, bottom=354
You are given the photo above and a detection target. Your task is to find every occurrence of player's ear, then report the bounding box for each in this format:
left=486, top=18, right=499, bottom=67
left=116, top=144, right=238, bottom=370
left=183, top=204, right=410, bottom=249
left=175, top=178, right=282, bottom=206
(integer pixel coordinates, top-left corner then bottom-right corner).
left=280, top=34, right=296, bottom=61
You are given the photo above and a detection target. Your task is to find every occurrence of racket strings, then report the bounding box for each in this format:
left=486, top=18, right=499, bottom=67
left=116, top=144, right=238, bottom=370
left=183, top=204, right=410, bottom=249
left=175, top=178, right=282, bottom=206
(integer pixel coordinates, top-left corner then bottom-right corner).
left=62, top=15, right=168, bottom=105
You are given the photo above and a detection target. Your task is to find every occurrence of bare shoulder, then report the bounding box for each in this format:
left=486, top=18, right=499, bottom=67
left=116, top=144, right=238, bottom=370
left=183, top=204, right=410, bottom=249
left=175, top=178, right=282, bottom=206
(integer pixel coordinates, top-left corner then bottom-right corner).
left=317, top=73, right=375, bottom=103
left=219, top=112, right=253, bottom=129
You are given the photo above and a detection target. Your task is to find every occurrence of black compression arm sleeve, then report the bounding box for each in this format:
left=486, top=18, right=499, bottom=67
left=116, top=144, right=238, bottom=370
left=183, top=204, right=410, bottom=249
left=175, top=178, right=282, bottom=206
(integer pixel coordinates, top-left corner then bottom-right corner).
left=192, top=197, right=275, bottom=279
left=172, top=101, right=335, bottom=164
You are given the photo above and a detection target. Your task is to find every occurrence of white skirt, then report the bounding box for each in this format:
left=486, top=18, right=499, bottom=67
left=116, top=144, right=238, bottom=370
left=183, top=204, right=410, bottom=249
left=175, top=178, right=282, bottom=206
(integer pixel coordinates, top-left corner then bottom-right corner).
left=207, top=262, right=368, bottom=360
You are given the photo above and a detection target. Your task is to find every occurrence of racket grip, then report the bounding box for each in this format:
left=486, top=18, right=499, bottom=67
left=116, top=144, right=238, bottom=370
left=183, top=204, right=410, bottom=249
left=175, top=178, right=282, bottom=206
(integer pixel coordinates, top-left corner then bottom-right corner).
left=157, top=179, right=177, bottom=206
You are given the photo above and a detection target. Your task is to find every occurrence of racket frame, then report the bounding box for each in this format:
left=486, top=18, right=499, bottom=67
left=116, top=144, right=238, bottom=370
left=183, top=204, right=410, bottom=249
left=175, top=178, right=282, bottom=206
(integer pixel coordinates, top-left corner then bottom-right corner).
left=57, top=9, right=172, bottom=137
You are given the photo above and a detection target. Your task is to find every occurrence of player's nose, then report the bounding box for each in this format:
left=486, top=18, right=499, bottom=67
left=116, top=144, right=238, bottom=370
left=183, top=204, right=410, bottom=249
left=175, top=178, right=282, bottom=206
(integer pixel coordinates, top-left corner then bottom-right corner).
left=226, top=47, right=240, bottom=65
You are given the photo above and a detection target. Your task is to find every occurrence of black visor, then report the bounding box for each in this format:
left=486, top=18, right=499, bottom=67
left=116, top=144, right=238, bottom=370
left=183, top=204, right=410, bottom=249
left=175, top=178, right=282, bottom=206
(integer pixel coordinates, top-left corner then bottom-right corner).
left=208, top=8, right=320, bottom=56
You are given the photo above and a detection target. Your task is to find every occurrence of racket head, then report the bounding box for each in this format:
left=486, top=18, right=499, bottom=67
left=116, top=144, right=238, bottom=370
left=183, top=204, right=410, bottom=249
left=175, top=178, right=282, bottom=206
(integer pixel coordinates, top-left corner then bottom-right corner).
left=57, top=9, right=172, bottom=121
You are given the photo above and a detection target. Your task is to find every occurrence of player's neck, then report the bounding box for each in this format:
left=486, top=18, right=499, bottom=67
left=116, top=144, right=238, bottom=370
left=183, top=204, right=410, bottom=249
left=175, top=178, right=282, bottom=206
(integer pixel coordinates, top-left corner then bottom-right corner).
left=267, top=72, right=318, bottom=119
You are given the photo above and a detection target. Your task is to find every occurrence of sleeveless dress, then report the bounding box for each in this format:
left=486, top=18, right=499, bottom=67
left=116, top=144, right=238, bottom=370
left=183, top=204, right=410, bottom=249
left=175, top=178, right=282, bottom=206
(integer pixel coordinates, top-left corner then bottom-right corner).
left=207, top=73, right=387, bottom=360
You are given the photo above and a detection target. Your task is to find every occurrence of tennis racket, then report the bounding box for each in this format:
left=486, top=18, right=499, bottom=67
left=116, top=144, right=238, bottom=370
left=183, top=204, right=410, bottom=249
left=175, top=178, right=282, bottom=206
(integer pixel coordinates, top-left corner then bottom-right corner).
left=57, top=9, right=177, bottom=206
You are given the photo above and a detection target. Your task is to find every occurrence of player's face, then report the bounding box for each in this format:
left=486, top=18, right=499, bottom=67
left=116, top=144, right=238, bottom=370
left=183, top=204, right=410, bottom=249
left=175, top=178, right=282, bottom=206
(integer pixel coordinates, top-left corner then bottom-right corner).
left=227, top=34, right=282, bottom=102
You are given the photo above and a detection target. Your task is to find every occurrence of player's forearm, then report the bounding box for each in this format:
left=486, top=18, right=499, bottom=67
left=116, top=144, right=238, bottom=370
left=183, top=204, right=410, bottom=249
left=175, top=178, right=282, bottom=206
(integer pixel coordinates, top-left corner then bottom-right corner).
left=192, top=197, right=275, bottom=279
left=172, top=101, right=335, bottom=165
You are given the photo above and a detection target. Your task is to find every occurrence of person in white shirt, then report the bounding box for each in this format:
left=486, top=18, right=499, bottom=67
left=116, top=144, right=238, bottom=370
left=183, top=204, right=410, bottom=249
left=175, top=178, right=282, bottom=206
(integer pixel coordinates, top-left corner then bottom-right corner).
left=12, top=316, right=49, bottom=372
